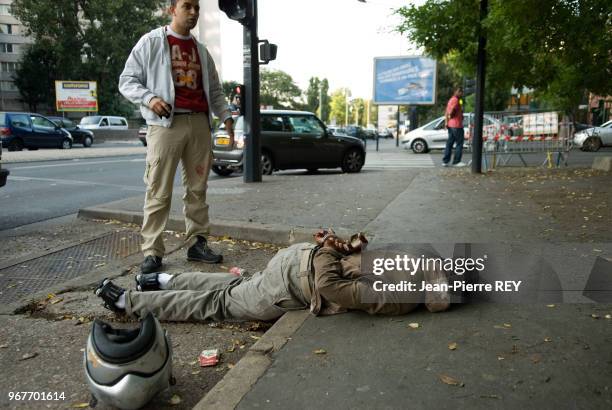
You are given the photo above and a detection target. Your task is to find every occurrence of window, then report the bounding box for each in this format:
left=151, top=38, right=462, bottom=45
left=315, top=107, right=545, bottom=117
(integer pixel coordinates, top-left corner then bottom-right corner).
left=0, top=24, right=12, bottom=34
left=288, top=115, right=324, bottom=135
left=1, top=62, right=19, bottom=73
left=0, top=5, right=11, bottom=15
left=31, top=116, right=56, bottom=130
left=62, top=119, right=75, bottom=128
left=1, top=43, right=13, bottom=53
left=10, top=114, right=30, bottom=128
left=0, top=81, right=18, bottom=91
left=100, top=118, right=109, bottom=126
left=261, top=115, right=285, bottom=132
left=80, top=116, right=101, bottom=125
left=110, top=117, right=126, bottom=126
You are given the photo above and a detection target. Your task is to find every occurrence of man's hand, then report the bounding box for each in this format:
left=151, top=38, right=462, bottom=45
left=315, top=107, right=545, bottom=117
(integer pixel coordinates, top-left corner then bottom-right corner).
left=148, top=97, right=172, bottom=118
left=225, top=118, right=235, bottom=146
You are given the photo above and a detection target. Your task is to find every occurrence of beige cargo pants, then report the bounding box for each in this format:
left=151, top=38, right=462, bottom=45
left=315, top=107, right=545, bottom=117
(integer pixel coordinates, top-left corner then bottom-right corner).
left=141, top=113, right=212, bottom=258
left=125, top=244, right=315, bottom=322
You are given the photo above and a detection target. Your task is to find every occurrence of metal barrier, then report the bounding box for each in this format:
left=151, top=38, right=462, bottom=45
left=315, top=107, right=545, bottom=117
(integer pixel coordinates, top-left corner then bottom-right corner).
left=464, top=111, right=573, bottom=169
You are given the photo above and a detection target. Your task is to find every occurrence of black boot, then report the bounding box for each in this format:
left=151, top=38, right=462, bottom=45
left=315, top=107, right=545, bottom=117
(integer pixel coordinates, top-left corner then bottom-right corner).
left=140, top=255, right=162, bottom=274
left=135, top=272, right=161, bottom=292
left=94, top=279, right=126, bottom=313
left=187, top=236, right=223, bottom=264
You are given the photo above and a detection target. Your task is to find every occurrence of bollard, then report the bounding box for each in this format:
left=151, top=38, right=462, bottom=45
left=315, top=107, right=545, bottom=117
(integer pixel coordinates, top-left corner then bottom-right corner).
left=376, top=135, right=379, bottom=152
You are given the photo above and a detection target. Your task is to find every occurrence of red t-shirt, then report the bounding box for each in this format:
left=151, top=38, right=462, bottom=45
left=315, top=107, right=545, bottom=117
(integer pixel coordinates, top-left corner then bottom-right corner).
left=166, top=31, right=209, bottom=113
left=446, top=95, right=463, bottom=128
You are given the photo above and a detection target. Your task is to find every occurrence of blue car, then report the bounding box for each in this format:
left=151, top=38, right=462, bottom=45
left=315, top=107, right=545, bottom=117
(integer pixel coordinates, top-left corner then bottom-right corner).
left=0, top=111, right=73, bottom=151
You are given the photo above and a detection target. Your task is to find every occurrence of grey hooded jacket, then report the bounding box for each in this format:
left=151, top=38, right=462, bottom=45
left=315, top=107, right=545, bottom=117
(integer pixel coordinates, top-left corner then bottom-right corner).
left=118, top=27, right=231, bottom=129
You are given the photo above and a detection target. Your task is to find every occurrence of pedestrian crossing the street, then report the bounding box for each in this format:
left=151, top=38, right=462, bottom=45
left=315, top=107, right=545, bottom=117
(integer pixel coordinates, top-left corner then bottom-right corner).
left=364, top=152, right=436, bottom=169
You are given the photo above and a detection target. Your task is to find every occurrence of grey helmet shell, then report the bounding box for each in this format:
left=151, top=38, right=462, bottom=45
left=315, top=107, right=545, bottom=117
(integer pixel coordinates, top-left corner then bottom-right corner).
left=84, top=312, right=173, bottom=410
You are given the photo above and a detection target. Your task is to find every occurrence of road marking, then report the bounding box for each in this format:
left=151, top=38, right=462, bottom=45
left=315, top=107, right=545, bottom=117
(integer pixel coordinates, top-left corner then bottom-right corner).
left=365, top=153, right=436, bottom=168
left=8, top=176, right=144, bottom=191
left=8, top=157, right=145, bottom=171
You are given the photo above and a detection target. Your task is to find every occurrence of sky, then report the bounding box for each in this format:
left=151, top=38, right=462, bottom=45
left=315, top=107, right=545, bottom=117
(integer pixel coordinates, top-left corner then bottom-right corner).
left=219, top=0, right=423, bottom=99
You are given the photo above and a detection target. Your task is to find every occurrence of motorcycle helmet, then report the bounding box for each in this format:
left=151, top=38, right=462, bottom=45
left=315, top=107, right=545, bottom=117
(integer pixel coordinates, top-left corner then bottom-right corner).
left=84, top=312, right=174, bottom=409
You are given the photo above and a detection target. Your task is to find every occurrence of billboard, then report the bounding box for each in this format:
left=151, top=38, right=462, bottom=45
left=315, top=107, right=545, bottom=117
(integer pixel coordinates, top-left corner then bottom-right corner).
left=373, top=56, right=437, bottom=105
left=55, top=81, right=98, bottom=112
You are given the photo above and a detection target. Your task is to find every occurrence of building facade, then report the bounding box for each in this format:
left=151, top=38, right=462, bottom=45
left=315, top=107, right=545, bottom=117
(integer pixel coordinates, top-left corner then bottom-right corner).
left=0, top=0, right=31, bottom=111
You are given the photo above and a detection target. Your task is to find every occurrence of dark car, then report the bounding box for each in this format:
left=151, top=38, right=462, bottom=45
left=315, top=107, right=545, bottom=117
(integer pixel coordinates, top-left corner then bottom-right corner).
left=212, top=110, right=366, bottom=176
left=0, top=112, right=73, bottom=151
left=0, top=140, right=8, bottom=187
left=345, top=125, right=367, bottom=141
left=48, top=116, right=95, bottom=147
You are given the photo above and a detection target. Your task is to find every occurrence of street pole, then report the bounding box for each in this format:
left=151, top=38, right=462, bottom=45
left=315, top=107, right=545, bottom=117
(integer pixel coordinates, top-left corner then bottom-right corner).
left=472, top=0, right=488, bottom=174
left=396, top=105, right=400, bottom=147
left=345, top=89, right=348, bottom=127
left=243, top=0, right=261, bottom=183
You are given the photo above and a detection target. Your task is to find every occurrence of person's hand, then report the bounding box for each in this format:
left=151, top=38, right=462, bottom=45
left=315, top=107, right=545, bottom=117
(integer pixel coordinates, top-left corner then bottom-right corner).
left=225, top=118, right=235, bottom=145
left=148, top=97, right=172, bottom=118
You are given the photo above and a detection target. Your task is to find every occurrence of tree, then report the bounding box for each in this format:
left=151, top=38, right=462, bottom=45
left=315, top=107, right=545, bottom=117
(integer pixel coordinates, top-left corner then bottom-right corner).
left=11, top=0, right=166, bottom=115
left=12, top=41, right=58, bottom=112
left=329, top=88, right=350, bottom=126
left=259, top=68, right=303, bottom=110
left=395, top=0, right=611, bottom=115
left=304, top=77, right=331, bottom=122
left=223, top=80, right=241, bottom=101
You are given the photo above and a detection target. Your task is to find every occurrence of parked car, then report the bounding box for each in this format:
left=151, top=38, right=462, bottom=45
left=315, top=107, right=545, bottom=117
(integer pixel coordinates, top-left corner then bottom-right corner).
left=0, top=112, right=73, bottom=151
left=212, top=110, right=366, bottom=176
left=377, top=128, right=394, bottom=139
left=364, top=127, right=378, bottom=139
left=573, top=120, right=612, bottom=152
left=327, top=126, right=347, bottom=137
left=48, top=116, right=94, bottom=147
left=401, top=114, right=500, bottom=153
left=79, top=115, right=129, bottom=130
left=138, top=125, right=147, bottom=146
left=0, top=140, right=8, bottom=187
left=345, top=125, right=367, bottom=141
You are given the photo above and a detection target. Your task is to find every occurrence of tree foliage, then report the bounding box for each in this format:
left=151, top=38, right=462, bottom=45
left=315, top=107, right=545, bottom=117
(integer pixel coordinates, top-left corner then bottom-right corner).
left=395, top=0, right=612, bottom=113
left=12, top=40, right=58, bottom=112
left=305, top=77, right=330, bottom=122
left=259, top=68, right=303, bottom=110
left=11, top=0, right=167, bottom=115
left=329, top=88, right=350, bottom=126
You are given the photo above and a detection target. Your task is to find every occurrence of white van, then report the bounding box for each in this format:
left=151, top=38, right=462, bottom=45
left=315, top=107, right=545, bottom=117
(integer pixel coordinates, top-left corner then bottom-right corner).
left=79, top=115, right=128, bottom=130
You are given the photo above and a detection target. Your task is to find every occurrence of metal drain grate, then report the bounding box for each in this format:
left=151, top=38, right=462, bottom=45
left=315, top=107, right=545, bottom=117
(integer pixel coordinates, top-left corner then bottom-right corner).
left=0, top=231, right=142, bottom=304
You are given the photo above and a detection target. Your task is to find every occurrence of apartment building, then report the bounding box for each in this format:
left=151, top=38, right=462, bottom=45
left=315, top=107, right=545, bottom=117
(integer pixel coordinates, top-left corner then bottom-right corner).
left=0, top=0, right=32, bottom=111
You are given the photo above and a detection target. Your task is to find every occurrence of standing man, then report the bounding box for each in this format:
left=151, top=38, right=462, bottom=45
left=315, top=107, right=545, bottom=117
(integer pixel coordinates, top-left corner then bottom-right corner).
left=119, top=0, right=234, bottom=274
left=443, top=86, right=466, bottom=167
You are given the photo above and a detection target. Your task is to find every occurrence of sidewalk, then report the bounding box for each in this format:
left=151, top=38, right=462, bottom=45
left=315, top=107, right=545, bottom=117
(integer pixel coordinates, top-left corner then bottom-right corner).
left=77, top=162, right=612, bottom=409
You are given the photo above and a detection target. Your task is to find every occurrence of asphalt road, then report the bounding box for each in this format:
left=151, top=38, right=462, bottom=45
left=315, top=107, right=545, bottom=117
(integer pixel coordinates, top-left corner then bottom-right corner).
left=0, top=153, right=228, bottom=231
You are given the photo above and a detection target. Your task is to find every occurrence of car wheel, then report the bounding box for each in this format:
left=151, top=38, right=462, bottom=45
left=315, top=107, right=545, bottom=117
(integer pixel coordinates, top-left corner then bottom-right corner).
left=212, top=165, right=234, bottom=177
left=341, top=148, right=364, bottom=173
left=261, top=151, right=274, bottom=175
left=8, top=139, right=24, bottom=151
left=584, top=137, right=602, bottom=152
left=61, top=138, right=72, bottom=150
left=83, top=136, right=93, bottom=148
left=411, top=139, right=428, bottom=154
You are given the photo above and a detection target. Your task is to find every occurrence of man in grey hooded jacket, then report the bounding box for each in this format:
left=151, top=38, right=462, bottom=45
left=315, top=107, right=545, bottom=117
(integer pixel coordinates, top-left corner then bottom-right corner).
left=119, top=0, right=233, bottom=274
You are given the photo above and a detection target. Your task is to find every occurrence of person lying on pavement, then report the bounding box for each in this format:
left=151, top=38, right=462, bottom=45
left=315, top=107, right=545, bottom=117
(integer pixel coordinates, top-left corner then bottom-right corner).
left=94, top=230, right=451, bottom=322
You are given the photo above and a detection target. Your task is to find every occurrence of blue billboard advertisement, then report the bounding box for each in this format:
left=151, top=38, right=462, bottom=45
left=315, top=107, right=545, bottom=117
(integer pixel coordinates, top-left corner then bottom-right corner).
left=373, top=56, right=437, bottom=105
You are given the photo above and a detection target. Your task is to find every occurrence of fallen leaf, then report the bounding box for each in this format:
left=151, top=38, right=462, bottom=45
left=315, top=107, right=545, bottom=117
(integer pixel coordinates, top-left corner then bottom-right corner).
left=605, top=314, right=611, bottom=320
left=20, top=353, right=38, bottom=361
left=544, top=337, right=552, bottom=343
left=480, top=395, right=500, bottom=399
left=0, top=344, right=8, bottom=349
left=313, top=349, right=327, bottom=355
left=169, top=394, right=182, bottom=406
left=408, top=322, right=420, bottom=329
left=591, top=314, right=600, bottom=319
left=497, top=356, right=505, bottom=361
left=448, top=342, right=458, bottom=351
left=250, top=335, right=261, bottom=340
left=530, top=354, right=542, bottom=364
left=189, top=360, right=198, bottom=366
left=546, top=304, right=556, bottom=308
left=50, top=297, right=64, bottom=305
left=71, top=403, right=89, bottom=408
left=227, top=363, right=235, bottom=369
left=191, top=370, right=201, bottom=375
left=439, top=374, right=464, bottom=387
left=503, top=323, right=512, bottom=328
left=227, top=346, right=236, bottom=353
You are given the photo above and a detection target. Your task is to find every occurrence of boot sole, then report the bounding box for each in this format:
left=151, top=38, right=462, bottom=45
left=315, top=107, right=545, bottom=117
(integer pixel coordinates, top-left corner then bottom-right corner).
left=187, top=256, right=223, bottom=264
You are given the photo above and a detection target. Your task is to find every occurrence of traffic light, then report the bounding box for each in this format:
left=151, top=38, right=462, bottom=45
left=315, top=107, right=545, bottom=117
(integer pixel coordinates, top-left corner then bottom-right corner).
left=464, top=78, right=476, bottom=96
left=218, top=0, right=252, bottom=25
left=230, top=84, right=244, bottom=115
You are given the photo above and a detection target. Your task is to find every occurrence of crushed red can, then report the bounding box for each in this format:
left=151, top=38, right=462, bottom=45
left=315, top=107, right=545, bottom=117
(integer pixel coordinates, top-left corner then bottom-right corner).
left=199, top=349, right=220, bottom=367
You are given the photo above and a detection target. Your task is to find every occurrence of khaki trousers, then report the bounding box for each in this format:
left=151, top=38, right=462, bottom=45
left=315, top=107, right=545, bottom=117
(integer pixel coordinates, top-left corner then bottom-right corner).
left=141, top=113, right=212, bottom=257
left=125, top=244, right=313, bottom=322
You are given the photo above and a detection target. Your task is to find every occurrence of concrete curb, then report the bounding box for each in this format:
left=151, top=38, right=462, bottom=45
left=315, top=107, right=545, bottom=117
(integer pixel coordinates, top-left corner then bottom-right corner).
left=78, top=207, right=354, bottom=246
left=193, top=310, right=310, bottom=410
